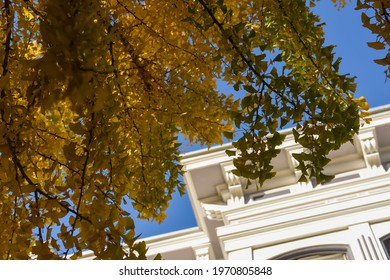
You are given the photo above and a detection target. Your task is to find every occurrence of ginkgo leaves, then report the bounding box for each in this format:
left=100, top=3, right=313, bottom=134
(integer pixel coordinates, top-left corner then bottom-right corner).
left=356, top=0, right=390, bottom=78
left=185, top=0, right=369, bottom=186
left=0, top=0, right=375, bottom=260
left=0, top=0, right=236, bottom=259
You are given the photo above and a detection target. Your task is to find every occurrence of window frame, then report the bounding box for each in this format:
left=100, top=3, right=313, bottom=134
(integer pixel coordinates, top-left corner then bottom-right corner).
left=272, top=245, right=353, bottom=260
left=380, top=234, right=390, bottom=260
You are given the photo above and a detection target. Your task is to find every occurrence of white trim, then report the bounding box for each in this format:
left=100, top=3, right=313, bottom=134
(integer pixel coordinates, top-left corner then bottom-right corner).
left=142, top=227, right=209, bottom=257
left=220, top=170, right=390, bottom=225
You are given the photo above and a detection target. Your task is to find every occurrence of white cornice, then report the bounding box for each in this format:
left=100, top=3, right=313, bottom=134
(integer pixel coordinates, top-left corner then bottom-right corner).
left=215, top=172, right=390, bottom=253
left=219, top=200, right=390, bottom=253
left=80, top=227, right=208, bottom=259
left=180, top=105, right=390, bottom=165
left=220, top=170, right=390, bottom=225
left=142, top=227, right=209, bottom=256
left=181, top=105, right=390, bottom=210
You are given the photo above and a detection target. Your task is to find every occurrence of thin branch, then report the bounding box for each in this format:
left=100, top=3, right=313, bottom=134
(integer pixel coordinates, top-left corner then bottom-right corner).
left=198, top=0, right=264, bottom=84
left=1, top=0, right=12, bottom=103
left=276, top=0, right=336, bottom=92
left=35, top=150, right=80, bottom=176
left=1, top=0, right=12, bottom=75
left=6, top=196, right=18, bottom=260
left=118, top=33, right=186, bottom=114
left=197, top=0, right=304, bottom=114
left=7, top=136, right=92, bottom=223
left=381, top=1, right=390, bottom=23
left=63, top=111, right=95, bottom=259
left=132, top=120, right=150, bottom=189
left=21, top=0, right=46, bottom=20
left=116, top=0, right=198, bottom=58
left=95, top=184, right=123, bottom=213
left=34, top=190, right=44, bottom=244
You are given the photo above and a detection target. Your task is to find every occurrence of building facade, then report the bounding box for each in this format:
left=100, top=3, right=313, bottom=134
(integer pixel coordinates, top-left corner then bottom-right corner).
left=140, top=105, right=390, bottom=260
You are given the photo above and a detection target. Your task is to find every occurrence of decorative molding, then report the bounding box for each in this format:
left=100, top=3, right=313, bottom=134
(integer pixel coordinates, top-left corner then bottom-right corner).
left=221, top=172, right=390, bottom=226
left=349, top=223, right=384, bottom=260
left=357, top=128, right=385, bottom=175
left=141, top=227, right=210, bottom=257
left=216, top=163, right=244, bottom=206
left=201, top=202, right=225, bottom=221
left=193, top=244, right=211, bottom=260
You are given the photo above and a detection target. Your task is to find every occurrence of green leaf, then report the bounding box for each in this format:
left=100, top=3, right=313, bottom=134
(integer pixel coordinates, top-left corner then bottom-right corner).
left=233, top=80, right=243, bottom=91
left=225, top=149, right=236, bottom=157
left=241, top=95, right=252, bottom=108
left=243, top=84, right=257, bottom=93
left=273, top=53, right=282, bottom=62
left=332, top=57, right=342, bottom=71
left=233, top=22, right=246, bottom=32
left=318, top=173, right=334, bottom=183
left=22, top=184, right=37, bottom=193
left=367, top=41, right=385, bottom=50
left=280, top=117, right=290, bottom=128
left=223, top=131, right=234, bottom=139
left=298, top=174, right=307, bottom=183
left=69, top=121, right=86, bottom=135
left=292, top=128, right=300, bottom=141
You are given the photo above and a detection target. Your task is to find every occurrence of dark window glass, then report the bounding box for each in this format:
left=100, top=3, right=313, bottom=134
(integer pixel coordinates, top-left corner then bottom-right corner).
left=382, top=235, right=390, bottom=260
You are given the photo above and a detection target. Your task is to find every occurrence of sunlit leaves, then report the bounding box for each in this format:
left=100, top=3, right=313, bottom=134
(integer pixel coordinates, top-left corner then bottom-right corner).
left=0, top=0, right=236, bottom=259
left=186, top=0, right=369, bottom=186
left=356, top=0, right=390, bottom=78
left=0, top=0, right=376, bottom=260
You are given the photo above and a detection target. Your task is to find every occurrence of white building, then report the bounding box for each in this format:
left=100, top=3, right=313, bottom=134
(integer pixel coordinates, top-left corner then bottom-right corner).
left=140, top=105, right=390, bottom=260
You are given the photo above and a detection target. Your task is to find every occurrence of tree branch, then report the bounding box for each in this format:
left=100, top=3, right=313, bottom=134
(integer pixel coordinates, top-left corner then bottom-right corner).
left=21, top=0, right=46, bottom=21
left=6, top=196, right=18, bottom=260
left=63, top=111, right=95, bottom=259
left=116, top=0, right=198, bottom=58
left=197, top=0, right=305, bottom=116
left=1, top=0, right=12, bottom=104
left=6, top=136, right=92, bottom=223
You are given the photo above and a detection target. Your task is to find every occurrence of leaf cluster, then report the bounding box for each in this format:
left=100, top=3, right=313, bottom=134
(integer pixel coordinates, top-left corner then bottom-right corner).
left=0, top=0, right=376, bottom=259
left=0, top=0, right=236, bottom=259
left=185, top=0, right=370, bottom=186
left=356, top=0, right=390, bottom=78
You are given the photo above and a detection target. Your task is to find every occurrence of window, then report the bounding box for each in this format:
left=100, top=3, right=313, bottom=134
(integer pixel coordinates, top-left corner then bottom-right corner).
left=380, top=234, right=390, bottom=260
left=298, top=253, right=346, bottom=260
left=273, top=246, right=352, bottom=260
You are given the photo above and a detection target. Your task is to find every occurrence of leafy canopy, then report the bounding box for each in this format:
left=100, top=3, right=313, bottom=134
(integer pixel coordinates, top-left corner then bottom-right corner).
left=0, top=0, right=386, bottom=259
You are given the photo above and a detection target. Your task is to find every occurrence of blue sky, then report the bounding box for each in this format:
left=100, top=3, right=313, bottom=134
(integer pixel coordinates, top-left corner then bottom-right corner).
left=132, top=1, right=390, bottom=239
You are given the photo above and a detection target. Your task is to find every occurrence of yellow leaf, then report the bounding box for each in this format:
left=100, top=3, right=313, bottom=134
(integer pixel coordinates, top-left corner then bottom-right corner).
left=22, top=7, right=35, bottom=21
left=367, top=41, right=385, bottom=50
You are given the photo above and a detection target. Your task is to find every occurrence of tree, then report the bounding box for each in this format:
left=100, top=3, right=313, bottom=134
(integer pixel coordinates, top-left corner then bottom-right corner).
left=0, top=0, right=386, bottom=260
left=356, top=0, right=390, bottom=78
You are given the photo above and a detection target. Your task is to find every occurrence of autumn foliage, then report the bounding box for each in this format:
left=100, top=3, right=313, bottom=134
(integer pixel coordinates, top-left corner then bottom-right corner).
left=0, top=0, right=387, bottom=259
